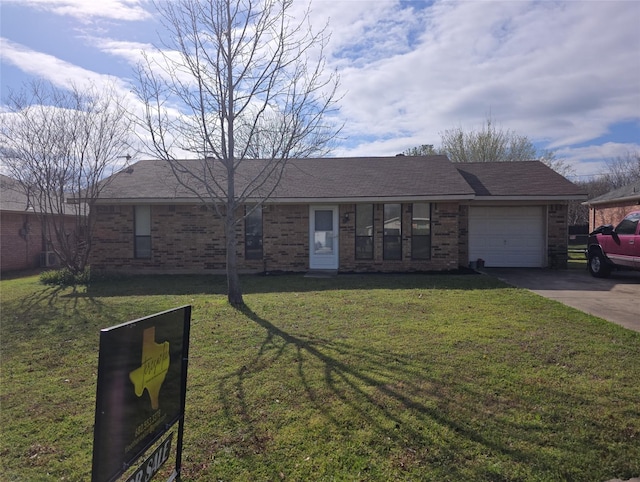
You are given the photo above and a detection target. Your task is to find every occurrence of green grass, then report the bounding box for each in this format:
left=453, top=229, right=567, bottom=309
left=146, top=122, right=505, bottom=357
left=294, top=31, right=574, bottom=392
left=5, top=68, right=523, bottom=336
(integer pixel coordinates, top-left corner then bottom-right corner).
left=568, top=246, right=587, bottom=269
left=1, top=273, right=639, bottom=481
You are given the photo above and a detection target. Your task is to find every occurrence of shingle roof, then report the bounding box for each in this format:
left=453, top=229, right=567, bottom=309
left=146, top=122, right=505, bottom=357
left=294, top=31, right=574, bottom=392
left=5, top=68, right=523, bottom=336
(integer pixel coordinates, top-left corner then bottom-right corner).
left=0, top=174, right=80, bottom=215
left=583, top=180, right=640, bottom=205
left=97, top=156, right=477, bottom=203
left=1, top=174, right=34, bottom=212
left=456, top=161, right=586, bottom=199
left=96, top=156, right=586, bottom=203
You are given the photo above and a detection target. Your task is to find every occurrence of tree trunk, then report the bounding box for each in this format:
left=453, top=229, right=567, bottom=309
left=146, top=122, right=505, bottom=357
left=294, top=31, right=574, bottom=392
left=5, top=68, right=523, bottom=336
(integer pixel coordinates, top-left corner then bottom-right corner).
left=225, top=211, right=244, bottom=306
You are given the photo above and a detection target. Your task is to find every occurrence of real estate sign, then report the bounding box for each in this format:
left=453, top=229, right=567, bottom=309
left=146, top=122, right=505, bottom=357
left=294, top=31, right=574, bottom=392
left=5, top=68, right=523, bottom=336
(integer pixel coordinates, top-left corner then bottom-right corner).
left=91, top=306, right=191, bottom=482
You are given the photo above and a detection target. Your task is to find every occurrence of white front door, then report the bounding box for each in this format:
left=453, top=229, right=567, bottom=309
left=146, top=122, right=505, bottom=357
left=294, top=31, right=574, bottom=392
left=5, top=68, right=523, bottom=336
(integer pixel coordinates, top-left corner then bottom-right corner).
left=309, top=206, right=339, bottom=270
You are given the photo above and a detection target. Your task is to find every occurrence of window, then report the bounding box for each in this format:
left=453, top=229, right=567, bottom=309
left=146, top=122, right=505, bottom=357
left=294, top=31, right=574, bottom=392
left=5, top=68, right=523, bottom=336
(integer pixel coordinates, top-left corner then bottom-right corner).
left=412, top=203, right=431, bottom=259
left=245, top=205, right=263, bottom=260
left=615, top=212, right=640, bottom=235
left=383, top=204, right=401, bottom=260
left=355, top=204, right=373, bottom=259
left=313, top=209, right=335, bottom=254
left=134, top=205, right=151, bottom=258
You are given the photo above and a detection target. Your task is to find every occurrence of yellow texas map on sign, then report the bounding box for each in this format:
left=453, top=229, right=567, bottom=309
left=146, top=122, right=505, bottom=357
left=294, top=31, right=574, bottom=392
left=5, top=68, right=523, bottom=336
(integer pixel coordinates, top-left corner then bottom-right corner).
left=129, top=327, right=170, bottom=410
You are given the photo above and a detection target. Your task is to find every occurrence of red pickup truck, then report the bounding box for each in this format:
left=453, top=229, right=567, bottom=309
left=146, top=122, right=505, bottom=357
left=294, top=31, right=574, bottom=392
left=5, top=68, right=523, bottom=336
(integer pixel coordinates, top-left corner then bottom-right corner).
left=586, top=211, right=640, bottom=277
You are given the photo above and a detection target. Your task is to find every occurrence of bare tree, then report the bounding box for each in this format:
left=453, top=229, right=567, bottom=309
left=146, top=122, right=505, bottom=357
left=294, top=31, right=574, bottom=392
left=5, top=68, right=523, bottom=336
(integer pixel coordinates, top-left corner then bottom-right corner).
left=401, top=144, right=439, bottom=157
left=0, top=80, right=133, bottom=274
left=437, top=117, right=575, bottom=180
left=440, top=117, right=538, bottom=163
left=599, top=151, right=640, bottom=189
left=567, top=177, right=609, bottom=226
left=135, top=0, right=340, bottom=305
left=567, top=151, right=640, bottom=226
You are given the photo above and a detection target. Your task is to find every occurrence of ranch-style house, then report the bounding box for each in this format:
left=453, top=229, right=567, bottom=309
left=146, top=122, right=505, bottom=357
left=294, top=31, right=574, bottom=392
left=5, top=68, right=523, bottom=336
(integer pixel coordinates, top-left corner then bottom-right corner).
left=89, top=155, right=586, bottom=274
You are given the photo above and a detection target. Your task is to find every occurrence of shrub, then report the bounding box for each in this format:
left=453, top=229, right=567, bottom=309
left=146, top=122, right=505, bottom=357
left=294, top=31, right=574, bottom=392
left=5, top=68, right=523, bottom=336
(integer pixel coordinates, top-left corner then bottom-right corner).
left=39, top=266, right=91, bottom=287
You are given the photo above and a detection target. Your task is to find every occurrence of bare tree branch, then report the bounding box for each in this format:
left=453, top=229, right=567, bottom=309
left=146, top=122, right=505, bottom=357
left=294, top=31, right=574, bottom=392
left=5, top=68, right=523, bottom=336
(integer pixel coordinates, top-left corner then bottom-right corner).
left=440, top=117, right=538, bottom=163
left=133, top=0, right=341, bottom=305
left=0, top=80, right=133, bottom=274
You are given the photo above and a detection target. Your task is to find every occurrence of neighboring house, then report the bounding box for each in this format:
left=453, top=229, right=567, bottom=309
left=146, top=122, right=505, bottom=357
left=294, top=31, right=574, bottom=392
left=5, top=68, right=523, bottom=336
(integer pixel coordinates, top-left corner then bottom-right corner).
left=1, top=174, right=49, bottom=273
left=583, top=181, right=640, bottom=232
left=90, top=156, right=586, bottom=275
left=0, top=174, right=79, bottom=274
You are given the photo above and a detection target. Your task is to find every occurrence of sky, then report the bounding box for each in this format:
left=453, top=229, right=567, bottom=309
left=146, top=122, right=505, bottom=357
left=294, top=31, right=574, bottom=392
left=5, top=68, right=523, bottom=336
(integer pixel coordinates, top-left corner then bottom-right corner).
left=1, top=0, right=639, bottom=181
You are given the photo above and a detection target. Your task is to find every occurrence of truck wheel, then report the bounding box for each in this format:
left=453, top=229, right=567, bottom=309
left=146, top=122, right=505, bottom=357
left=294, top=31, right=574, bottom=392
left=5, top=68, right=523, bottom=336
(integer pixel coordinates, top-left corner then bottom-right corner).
left=588, top=252, right=611, bottom=278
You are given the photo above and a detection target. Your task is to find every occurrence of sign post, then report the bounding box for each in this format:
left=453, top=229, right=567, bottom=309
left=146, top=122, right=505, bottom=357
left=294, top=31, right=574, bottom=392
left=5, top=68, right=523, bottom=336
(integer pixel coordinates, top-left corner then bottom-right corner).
left=91, top=306, right=191, bottom=482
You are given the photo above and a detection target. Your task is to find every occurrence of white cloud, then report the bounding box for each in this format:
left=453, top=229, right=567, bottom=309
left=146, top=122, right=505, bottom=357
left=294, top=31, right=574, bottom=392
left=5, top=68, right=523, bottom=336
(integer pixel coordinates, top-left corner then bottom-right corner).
left=2, top=0, right=638, bottom=172
left=310, top=0, right=640, bottom=154
left=557, top=142, right=640, bottom=179
left=1, top=0, right=151, bottom=21
left=0, top=37, right=131, bottom=93
left=92, top=38, right=151, bottom=66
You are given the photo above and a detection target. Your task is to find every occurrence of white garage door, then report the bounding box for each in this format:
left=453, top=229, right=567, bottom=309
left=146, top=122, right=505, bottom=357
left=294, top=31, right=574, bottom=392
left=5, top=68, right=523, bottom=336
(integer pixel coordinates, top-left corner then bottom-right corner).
left=469, top=206, right=546, bottom=268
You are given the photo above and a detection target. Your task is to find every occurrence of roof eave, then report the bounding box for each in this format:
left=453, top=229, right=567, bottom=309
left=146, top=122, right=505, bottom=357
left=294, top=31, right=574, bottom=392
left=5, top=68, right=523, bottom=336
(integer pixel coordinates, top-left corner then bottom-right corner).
left=264, top=194, right=476, bottom=203
left=582, top=194, right=640, bottom=206
left=94, top=194, right=477, bottom=205
left=470, top=195, right=588, bottom=202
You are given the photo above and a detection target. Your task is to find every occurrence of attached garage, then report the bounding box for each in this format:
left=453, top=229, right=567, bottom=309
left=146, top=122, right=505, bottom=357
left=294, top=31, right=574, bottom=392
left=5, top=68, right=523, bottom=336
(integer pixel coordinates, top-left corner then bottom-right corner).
left=468, top=206, right=546, bottom=267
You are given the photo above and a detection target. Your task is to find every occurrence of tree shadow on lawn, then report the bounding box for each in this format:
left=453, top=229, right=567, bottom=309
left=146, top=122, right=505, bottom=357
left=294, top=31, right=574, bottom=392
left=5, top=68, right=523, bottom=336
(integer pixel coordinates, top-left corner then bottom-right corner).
left=2, top=284, right=117, bottom=339
left=85, top=271, right=507, bottom=298
left=205, top=304, right=603, bottom=479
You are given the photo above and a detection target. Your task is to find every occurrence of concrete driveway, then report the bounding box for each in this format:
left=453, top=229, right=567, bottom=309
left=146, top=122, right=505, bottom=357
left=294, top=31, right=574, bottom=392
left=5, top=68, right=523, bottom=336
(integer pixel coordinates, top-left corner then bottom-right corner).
left=484, top=268, right=640, bottom=333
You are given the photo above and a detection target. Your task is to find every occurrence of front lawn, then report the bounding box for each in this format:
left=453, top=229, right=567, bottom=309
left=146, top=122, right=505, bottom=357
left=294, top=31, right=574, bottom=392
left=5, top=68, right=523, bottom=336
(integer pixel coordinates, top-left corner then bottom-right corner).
left=1, top=273, right=638, bottom=481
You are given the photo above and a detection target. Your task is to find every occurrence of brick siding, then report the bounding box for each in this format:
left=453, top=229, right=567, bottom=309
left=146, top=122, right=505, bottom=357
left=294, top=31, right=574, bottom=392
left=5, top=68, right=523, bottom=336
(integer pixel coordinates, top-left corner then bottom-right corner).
left=0, top=212, right=44, bottom=272
left=589, top=202, right=640, bottom=232
left=457, top=205, right=469, bottom=268
left=337, top=202, right=460, bottom=272
left=1, top=211, right=76, bottom=273
left=91, top=202, right=463, bottom=274
left=547, top=204, right=569, bottom=268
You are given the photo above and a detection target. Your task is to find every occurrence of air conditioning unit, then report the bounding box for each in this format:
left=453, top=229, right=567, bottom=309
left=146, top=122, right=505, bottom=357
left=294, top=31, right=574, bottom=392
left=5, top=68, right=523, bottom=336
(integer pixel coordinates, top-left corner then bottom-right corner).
left=40, top=251, right=59, bottom=268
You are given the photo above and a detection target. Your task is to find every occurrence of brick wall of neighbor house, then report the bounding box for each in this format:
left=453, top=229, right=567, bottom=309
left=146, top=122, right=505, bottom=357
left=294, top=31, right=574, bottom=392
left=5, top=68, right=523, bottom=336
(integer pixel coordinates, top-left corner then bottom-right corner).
left=0, top=212, right=44, bottom=273
left=589, top=202, right=640, bottom=232
left=547, top=204, right=569, bottom=268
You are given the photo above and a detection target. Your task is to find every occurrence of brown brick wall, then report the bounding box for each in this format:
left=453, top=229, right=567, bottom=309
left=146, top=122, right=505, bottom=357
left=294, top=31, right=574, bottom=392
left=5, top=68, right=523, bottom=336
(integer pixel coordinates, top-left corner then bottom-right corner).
left=431, top=203, right=460, bottom=270
left=457, top=205, right=469, bottom=268
left=337, top=202, right=459, bottom=272
left=1, top=211, right=76, bottom=273
left=262, top=204, right=308, bottom=272
left=589, top=202, right=640, bottom=232
left=90, top=204, right=229, bottom=273
left=547, top=204, right=569, bottom=268
left=91, top=202, right=463, bottom=274
left=0, top=212, right=44, bottom=272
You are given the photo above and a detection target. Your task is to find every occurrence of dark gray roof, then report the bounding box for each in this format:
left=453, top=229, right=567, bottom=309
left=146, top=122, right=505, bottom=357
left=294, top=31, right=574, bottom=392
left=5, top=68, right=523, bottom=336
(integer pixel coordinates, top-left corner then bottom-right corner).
left=1, top=174, right=79, bottom=215
left=584, top=180, right=640, bottom=205
left=97, top=156, right=476, bottom=203
left=456, top=161, right=586, bottom=199
left=0, top=174, right=34, bottom=212
left=96, top=156, right=586, bottom=204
